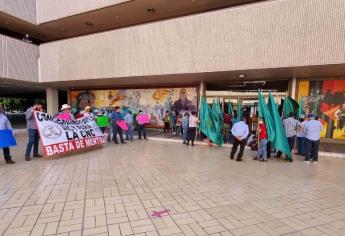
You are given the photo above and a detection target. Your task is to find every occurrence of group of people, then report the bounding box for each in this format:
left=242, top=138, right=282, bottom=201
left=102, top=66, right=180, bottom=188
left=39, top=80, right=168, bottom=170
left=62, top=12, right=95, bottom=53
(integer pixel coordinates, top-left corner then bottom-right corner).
left=0, top=100, right=324, bottom=165
left=233, top=112, right=323, bottom=163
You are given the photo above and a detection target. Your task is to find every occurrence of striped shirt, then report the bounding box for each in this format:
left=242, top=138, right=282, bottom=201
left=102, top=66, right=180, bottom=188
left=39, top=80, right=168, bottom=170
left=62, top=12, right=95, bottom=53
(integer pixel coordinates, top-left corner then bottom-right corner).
left=283, top=117, right=300, bottom=137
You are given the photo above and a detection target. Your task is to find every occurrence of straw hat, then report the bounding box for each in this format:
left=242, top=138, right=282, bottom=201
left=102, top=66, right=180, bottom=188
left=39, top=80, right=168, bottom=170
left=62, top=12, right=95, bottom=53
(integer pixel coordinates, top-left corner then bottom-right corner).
left=60, top=104, right=71, bottom=111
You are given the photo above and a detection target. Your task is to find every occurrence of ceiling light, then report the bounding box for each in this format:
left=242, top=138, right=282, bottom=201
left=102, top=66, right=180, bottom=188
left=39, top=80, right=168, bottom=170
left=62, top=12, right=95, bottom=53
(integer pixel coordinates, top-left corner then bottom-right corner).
left=60, top=28, right=65, bottom=31
left=147, top=8, right=156, bottom=13
left=85, top=22, right=94, bottom=27
left=115, top=15, right=120, bottom=19
left=237, top=74, right=246, bottom=79
left=191, top=0, right=197, bottom=3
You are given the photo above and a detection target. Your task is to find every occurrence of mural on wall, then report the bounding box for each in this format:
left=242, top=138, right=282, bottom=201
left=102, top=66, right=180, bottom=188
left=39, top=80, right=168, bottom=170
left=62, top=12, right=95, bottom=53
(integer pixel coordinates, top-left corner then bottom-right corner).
left=69, top=87, right=198, bottom=126
left=298, top=79, right=345, bottom=139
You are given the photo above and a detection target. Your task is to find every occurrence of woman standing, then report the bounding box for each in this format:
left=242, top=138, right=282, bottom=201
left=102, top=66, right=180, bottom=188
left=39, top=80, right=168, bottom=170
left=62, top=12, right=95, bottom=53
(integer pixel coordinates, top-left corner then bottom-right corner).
left=187, top=111, right=200, bottom=146
left=163, top=110, right=171, bottom=133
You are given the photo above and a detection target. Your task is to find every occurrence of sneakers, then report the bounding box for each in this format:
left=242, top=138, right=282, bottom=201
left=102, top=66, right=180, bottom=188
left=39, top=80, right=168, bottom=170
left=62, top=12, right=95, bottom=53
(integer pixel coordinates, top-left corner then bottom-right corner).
left=313, top=161, right=318, bottom=164
left=304, top=160, right=310, bottom=163
left=5, top=160, right=15, bottom=164
left=259, top=159, right=267, bottom=162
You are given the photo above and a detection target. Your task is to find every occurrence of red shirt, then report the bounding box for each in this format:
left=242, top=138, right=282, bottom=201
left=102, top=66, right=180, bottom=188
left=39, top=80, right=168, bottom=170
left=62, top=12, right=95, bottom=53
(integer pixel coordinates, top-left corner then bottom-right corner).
left=224, top=114, right=231, bottom=124
left=259, top=123, right=268, bottom=139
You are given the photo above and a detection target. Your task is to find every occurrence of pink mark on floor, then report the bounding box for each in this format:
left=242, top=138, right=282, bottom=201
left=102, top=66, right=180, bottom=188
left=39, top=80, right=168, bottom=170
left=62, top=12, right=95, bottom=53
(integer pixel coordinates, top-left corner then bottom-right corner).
left=151, top=209, right=171, bottom=218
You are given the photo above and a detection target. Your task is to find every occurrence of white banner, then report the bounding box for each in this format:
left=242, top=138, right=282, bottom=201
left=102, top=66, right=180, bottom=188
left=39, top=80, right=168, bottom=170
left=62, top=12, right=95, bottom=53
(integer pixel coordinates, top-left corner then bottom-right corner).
left=35, top=112, right=105, bottom=156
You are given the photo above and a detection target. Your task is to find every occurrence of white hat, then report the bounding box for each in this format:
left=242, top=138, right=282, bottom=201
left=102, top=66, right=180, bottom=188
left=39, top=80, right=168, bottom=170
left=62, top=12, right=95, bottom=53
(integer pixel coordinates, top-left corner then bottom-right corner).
left=60, top=104, right=71, bottom=111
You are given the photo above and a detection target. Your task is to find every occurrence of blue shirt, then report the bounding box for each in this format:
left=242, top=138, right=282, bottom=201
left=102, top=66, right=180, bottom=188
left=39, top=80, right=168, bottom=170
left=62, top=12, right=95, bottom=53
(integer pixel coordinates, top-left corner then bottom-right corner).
left=124, top=113, right=133, bottom=124
left=231, top=121, right=249, bottom=140
left=304, top=120, right=323, bottom=141
left=182, top=116, right=189, bottom=127
left=111, top=111, right=122, bottom=123
left=0, top=113, right=13, bottom=130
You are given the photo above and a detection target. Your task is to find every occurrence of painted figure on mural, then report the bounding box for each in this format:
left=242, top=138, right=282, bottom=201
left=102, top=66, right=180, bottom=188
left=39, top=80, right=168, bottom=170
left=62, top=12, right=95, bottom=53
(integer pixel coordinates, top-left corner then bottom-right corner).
left=335, top=103, right=345, bottom=136
left=172, top=88, right=196, bottom=114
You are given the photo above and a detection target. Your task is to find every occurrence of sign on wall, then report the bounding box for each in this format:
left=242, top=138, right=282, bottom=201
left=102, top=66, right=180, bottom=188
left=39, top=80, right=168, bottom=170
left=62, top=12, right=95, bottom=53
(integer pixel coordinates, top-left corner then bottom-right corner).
left=69, top=87, right=198, bottom=126
left=35, top=112, right=105, bottom=156
left=297, top=79, right=345, bottom=139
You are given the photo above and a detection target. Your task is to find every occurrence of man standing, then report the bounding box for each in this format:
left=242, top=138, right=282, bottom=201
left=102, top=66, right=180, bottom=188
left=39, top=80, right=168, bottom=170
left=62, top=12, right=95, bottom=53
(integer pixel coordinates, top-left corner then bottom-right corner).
left=277, top=112, right=300, bottom=158
left=0, top=104, right=15, bottom=164
left=136, top=110, right=148, bottom=140
left=182, top=112, right=189, bottom=144
left=111, top=106, right=125, bottom=144
left=186, top=111, right=199, bottom=146
left=296, top=115, right=307, bottom=155
left=304, top=114, right=323, bottom=163
left=230, top=117, right=249, bottom=161
left=255, top=119, right=269, bottom=162
left=25, top=103, right=43, bottom=161
left=124, top=110, right=134, bottom=141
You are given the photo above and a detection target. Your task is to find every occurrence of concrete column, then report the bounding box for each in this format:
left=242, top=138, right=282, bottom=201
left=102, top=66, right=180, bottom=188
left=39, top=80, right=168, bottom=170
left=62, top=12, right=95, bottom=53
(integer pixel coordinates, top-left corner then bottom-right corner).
left=46, top=88, right=59, bottom=114
left=198, top=81, right=206, bottom=109
left=290, top=77, right=297, bottom=99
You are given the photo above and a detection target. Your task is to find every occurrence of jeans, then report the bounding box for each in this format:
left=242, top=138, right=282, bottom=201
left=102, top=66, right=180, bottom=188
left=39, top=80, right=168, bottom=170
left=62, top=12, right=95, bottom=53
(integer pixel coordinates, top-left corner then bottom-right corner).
left=297, top=137, right=305, bottom=155
left=25, top=129, right=40, bottom=157
left=138, top=125, right=147, bottom=139
left=182, top=126, right=188, bottom=143
left=305, top=138, right=320, bottom=162
left=126, top=123, right=134, bottom=140
left=257, top=138, right=268, bottom=160
left=2, top=147, right=11, bottom=161
left=230, top=138, right=246, bottom=160
left=112, top=124, right=124, bottom=143
left=187, top=127, right=197, bottom=145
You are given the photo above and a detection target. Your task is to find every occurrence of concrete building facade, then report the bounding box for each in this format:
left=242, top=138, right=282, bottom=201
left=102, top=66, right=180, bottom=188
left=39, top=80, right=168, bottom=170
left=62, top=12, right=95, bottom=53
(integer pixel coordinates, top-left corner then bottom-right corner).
left=1, top=0, right=345, bottom=141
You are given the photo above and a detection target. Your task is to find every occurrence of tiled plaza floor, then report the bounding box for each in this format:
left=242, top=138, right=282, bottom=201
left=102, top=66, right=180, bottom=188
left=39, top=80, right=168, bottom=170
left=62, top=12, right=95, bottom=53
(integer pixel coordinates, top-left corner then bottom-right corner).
left=1, top=135, right=345, bottom=236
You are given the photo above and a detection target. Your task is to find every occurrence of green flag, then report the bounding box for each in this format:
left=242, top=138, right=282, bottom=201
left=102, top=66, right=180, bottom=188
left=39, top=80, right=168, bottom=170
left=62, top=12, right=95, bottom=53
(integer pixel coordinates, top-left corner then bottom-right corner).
left=212, top=98, right=223, bottom=133
left=199, top=96, right=223, bottom=146
left=282, top=96, right=299, bottom=118
left=268, top=92, right=292, bottom=160
left=258, top=91, right=275, bottom=143
left=236, top=98, right=242, bottom=123
left=228, top=101, right=234, bottom=118
left=297, top=97, right=305, bottom=118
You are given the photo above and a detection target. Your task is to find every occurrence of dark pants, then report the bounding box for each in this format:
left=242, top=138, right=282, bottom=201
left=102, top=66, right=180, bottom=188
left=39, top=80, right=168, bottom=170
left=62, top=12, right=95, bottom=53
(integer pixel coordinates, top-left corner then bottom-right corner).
left=138, top=125, right=146, bottom=139
left=2, top=147, right=11, bottom=161
left=277, top=136, right=296, bottom=157
left=164, top=122, right=170, bottom=133
left=297, top=137, right=305, bottom=155
left=25, top=129, right=40, bottom=157
left=112, top=124, right=124, bottom=143
left=230, top=138, right=246, bottom=160
left=187, top=127, right=197, bottom=145
left=305, top=139, right=320, bottom=162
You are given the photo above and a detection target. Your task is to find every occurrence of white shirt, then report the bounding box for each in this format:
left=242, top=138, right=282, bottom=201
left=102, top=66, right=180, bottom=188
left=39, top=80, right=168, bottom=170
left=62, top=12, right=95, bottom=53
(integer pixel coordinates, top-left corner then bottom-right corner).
left=231, top=121, right=249, bottom=140
left=188, top=116, right=199, bottom=128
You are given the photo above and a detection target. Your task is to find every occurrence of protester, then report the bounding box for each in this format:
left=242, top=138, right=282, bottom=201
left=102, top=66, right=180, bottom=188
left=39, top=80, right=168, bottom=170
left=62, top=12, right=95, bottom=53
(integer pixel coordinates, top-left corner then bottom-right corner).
left=223, top=113, right=231, bottom=143
left=182, top=112, right=189, bottom=144
left=176, top=114, right=182, bottom=136
left=296, top=115, right=306, bottom=155
left=187, top=111, right=199, bottom=146
left=230, top=116, right=249, bottom=161
left=81, top=106, right=94, bottom=119
left=25, top=103, right=43, bottom=161
left=96, top=109, right=111, bottom=142
left=254, top=119, right=268, bottom=162
left=0, top=104, right=15, bottom=164
left=163, top=110, right=171, bottom=133
left=276, top=112, right=299, bottom=158
left=171, top=111, right=177, bottom=134
left=57, top=104, right=74, bottom=121
left=304, top=114, right=323, bottom=163
left=111, top=106, right=125, bottom=144
left=136, top=110, right=148, bottom=140
left=124, top=110, right=134, bottom=141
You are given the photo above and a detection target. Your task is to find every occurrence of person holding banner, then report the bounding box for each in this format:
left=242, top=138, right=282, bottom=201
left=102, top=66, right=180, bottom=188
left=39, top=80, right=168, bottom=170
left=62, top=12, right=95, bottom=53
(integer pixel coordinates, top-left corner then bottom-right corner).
left=0, top=104, right=15, bottom=164
left=111, top=106, right=125, bottom=144
left=124, top=110, right=134, bottom=141
left=136, top=110, right=148, bottom=140
left=57, top=104, right=74, bottom=121
left=25, top=103, right=43, bottom=161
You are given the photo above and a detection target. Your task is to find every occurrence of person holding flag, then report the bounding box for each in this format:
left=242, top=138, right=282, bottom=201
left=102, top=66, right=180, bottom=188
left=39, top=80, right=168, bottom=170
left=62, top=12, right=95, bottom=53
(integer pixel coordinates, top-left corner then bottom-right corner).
left=254, top=119, right=269, bottom=162
left=230, top=116, right=249, bottom=161
left=0, top=104, right=15, bottom=164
